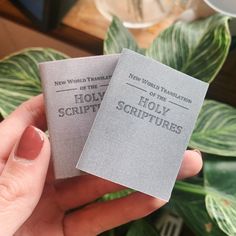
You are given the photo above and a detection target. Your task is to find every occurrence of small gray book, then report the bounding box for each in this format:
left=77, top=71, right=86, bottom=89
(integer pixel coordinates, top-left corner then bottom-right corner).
left=39, top=54, right=119, bottom=179
left=77, top=49, right=208, bottom=201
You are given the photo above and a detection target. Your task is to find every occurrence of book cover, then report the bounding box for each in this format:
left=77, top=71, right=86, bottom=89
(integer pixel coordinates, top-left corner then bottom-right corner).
left=77, top=49, right=208, bottom=201
left=39, top=54, right=119, bottom=178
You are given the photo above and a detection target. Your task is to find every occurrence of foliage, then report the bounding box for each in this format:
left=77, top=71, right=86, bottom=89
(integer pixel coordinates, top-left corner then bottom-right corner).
left=204, top=156, right=236, bottom=235
left=103, top=14, right=235, bottom=236
left=0, top=13, right=235, bottom=236
left=126, top=219, right=159, bottom=236
left=105, top=14, right=231, bottom=83
left=189, top=100, right=236, bottom=156
left=0, top=48, right=68, bottom=117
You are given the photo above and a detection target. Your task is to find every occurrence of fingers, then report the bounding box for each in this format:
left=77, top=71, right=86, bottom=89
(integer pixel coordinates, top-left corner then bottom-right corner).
left=64, top=192, right=165, bottom=236
left=177, top=150, right=202, bottom=179
left=55, top=150, right=202, bottom=211
left=0, top=95, right=46, bottom=167
left=62, top=150, right=202, bottom=236
left=0, top=126, right=50, bottom=236
left=55, top=174, right=125, bottom=211
left=60, top=151, right=202, bottom=236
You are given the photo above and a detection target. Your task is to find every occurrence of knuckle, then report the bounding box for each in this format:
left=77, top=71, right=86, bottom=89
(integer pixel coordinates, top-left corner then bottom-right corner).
left=20, top=99, right=41, bottom=121
left=82, top=212, right=103, bottom=235
left=63, top=217, right=81, bottom=236
left=89, top=215, right=105, bottom=235
left=64, top=210, right=103, bottom=236
left=0, top=176, right=25, bottom=204
left=63, top=216, right=72, bottom=233
left=20, top=96, right=45, bottom=127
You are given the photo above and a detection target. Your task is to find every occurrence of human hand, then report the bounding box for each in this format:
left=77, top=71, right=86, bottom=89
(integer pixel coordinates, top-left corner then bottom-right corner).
left=0, top=95, right=202, bottom=236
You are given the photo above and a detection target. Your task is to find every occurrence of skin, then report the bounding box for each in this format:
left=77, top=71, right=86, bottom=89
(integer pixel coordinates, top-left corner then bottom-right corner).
left=0, top=94, right=202, bottom=236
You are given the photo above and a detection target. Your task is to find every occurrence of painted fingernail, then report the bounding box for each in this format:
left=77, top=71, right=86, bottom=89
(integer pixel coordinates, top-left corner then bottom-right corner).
left=193, top=149, right=202, bottom=156
left=15, top=126, right=44, bottom=160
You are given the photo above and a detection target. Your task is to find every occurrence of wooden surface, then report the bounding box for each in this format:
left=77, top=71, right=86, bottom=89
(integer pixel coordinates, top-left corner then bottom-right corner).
left=0, top=17, right=92, bottom=59
left=0, top=0, right=236, bottom=107
left=63, top=0, right=183, bottom=48
left=0, top=0, right=183, bottom=53
left=63, top=0, right=236, bottom=106
left=0, top=0, right=102, bottom=54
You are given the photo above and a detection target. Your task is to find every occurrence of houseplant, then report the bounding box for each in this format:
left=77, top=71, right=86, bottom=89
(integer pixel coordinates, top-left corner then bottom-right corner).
left=0, top=14, right=235, bottom=235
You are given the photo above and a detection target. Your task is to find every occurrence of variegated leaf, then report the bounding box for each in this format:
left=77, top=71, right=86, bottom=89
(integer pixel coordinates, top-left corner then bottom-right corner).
left=146, top=14, right=231, bottom=83
left=206, top=194, right=236, bottom=236
left=0, top=48, right=68, bottom=117
left=204, top=157, right=236, bottom=235
left=103, top=16, right=144, bottom=54
left=173, top=180, right=225, bottom=235
left=190, top=100, right=236, bottom=156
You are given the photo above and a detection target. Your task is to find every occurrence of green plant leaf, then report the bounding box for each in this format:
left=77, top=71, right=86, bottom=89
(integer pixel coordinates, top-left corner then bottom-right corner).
left=204, top=156, right=236, bottom=235
left=146, top=14, right=231, bottom=83
left=0, top=48, right=68, bottom=117
left=101, top=189, right=134, bottom=201
left=189, top=100, right=236, bottom=156
left=103, top=16, right=144, bottom=54
left=206, top=195, right=236, bottom=236
left=171, top=181, right=226, bottom=235
left=105, top=14, right=230, bottom=83
left=126, top=219, right=159, bottom=236
left=171, top=198, right=224, bottom=236
left=171, top=157, right=236, bottom=236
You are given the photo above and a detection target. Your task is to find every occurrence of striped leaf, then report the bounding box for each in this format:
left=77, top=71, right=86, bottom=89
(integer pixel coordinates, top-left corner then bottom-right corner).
left=206, top=194, right=236, bottom=236
left=171, top=180, right=225, bottom=236
left=146, top=14, right=231, bottom=83
left=104, top=14, right=231, bottom=83
left=190, top=100, right=236, bottom=156
left=104, top=16, right=144, bottom=55
left=171, top=157, right=236, bottom=236
left=0, top=48, right=68, bottom=117
left=204, top=157, right=236, bottom=235
left=173, top=197, right=225, bottom=236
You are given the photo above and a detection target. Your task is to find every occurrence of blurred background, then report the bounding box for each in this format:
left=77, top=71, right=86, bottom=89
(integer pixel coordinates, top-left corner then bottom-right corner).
left=0, top=0, right=234, bottom=58
left=0, top=1, right=236, bottom=235
left=0, top=0, right=235, bottom=110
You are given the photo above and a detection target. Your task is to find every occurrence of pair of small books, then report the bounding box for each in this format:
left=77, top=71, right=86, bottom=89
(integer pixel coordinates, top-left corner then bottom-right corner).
left=40, top=49, right=208, bottom=201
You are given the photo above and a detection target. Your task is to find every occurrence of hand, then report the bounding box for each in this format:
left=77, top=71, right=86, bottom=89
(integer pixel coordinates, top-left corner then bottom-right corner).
left=0, top=95, right=202, bottom=236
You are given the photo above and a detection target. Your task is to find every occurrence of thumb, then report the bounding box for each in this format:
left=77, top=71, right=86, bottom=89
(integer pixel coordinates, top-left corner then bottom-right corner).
left=0, top=126, right=50, bottom=236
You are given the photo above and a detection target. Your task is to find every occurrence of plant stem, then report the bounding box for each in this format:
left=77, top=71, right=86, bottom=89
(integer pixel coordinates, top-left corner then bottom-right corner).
left=174, top=181, right=206, bottom=196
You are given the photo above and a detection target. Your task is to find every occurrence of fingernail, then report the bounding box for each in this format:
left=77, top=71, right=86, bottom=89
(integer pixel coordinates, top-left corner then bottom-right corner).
left=15, top=126, right=44, bottom=160
left=193, top=149, right=202, bottom=156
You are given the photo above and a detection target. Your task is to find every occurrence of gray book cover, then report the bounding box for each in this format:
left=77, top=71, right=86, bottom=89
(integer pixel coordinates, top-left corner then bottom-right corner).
left=39, top=54, right=119, bottom=179
left=77, top=49, right=208, bottom=201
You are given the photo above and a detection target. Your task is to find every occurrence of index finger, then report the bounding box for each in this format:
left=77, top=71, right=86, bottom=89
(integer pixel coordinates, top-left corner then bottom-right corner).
left=0, top=94, right=47, bottom=161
